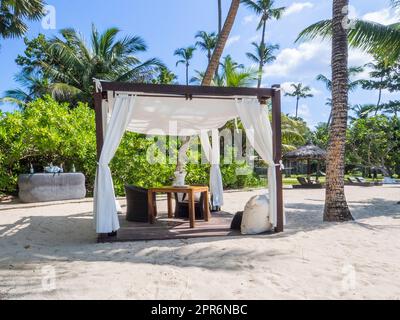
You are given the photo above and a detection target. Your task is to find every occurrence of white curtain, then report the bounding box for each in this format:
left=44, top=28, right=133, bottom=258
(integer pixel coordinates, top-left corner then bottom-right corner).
left=102, top=91, right=122, bottom=213
left=200, top=130, right=224, bottom=207
left=235, top=98, right=284, bottom=228
left=94, top=95, right=136, bottom=233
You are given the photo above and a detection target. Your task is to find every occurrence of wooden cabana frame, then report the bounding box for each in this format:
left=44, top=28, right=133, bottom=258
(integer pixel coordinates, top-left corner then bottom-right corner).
left=94, top=81, right=284, bottom=233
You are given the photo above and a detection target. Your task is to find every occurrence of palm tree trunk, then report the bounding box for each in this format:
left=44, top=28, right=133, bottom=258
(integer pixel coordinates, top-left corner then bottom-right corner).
left=186, top=63, right=189, bottom=86
left=324, top=0, right=353, bottom=222
left=202, top=0, right=240, bottom=86
left=216, top=0, right=223, bottom=78
left=257, top=19, right=267, bottom=88
left=295, top=97, right=299, bottom=118
left=327, top=111, right=332, bottom=126
left=218, top=0, right=222, bottom=34
left=376, top=81, right=382, bottom=113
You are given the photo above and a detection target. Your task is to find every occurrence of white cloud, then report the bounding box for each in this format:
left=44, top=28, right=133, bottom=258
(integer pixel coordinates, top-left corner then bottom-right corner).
left=248, top=34, right=261, bottom=43
left=226, top=35, right=241, bottom=47
left=283, top=2, right=314, bottom=17
left=362, top=7, right=400, bottom=26
left=243, top=15, right=255, bottom=25
left=265, top=41, right=330, bottom=77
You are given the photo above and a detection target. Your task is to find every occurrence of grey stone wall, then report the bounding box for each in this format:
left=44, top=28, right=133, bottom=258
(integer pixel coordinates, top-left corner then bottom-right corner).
left=18, top=173, right=86, bottom=203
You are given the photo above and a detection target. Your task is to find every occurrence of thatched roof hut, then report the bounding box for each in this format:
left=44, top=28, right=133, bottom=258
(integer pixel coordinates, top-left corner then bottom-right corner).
left=283, top=143, right=327, bottom=176
left=283, top=143, right=327, bottom=161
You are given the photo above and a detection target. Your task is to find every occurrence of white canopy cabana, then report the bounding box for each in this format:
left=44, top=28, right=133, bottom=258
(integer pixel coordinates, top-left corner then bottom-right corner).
left=93, top=81, right=285, bottom=235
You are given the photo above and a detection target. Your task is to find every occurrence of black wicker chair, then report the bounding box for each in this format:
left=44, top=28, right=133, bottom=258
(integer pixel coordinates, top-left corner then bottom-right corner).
left=174, top=192, right=207, bottom=220
left=125, top=185, right=156, bottom=222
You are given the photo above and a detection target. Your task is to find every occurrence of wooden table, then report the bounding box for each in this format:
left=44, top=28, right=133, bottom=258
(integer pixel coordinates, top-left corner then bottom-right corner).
left=147, top=186, right=210, bottom=228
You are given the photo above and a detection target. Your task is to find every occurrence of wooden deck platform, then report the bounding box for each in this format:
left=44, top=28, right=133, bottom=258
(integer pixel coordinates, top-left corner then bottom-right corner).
left=98, top=211, right=240, bottom=243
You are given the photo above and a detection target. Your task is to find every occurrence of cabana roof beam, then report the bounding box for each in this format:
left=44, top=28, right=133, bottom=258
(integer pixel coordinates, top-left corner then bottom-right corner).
left=99, top=82, right=274, bottom=103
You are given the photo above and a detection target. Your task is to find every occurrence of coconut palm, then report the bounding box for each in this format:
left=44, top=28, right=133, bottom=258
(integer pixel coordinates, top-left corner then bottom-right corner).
left=221, top=55, right=257, bottom=87
left=324, top=0, right=354, bottom=222
left=31, top=26, right=159, bottom=104
left=191, top=55, right=256, bottom=87
left=241, top=0, right=285, bottom=87
left=0, top=0, right=45, bottom=39
left=350, top=104, right=376, bottom=121
left=0, top=70, right=80, bottom=107
left=361, top=60, right=397, bottom=112
left=174, top=46, right=196, bottom=86
left=296, top=1, right=400, bottom=64
left=25, top=24, right=162, bottom=105
left=316, top=66, right=364, bottom=92
left=152, top=67, right=177, bottom=85
left=202, top=0, right=241, bottom=85
left=246, top=42, right=279, bottom=87
left=195, top=31, right=218, bottom=64
left=316, top=66, right=364, bottom=125
left=284, top=83, right=314, bottom=118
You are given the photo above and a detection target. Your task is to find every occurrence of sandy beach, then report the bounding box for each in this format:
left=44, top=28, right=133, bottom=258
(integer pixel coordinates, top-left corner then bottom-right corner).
left=0, top=185, right=399, bottom=300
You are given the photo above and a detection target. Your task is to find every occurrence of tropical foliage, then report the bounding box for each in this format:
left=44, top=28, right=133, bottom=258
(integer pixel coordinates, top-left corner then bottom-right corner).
left=296, top=0, right=400, bottom=64
left=347, top=115, right=400, bottom=176
left=0, top=0, right=45, bottom=40
left=2, top=25, right=162, bottom=107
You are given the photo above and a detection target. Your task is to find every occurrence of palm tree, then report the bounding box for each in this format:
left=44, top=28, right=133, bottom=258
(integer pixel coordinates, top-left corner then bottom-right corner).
left=0, top=70, right=80, bottom=107
left=316, top=66, right=364, bottom=125
left=152, top=67, right=177, bottom=85
left=220, top=55, right=257, bottom=87
left=284, top=83, right=314, bottom=118
left=174, top=46, right=196, bottom=86
left=195, top=31, right=218, bottom=64
left=296, top=1, right=400, bottom=64
left=202, top=0, right=241, bottom=85
left=246, top=42, right=279, bottom=87
left=241, top=0, right=285, bottom=87
left=324, top=0, right=353, bottom=222
left=0, top=0, right=45, bottom=39
left=191, top=55, right=256, bottom=87
left=361, top=60, right=396, bottom=112
left=4, top=24, right=162, bottom=106
left=350, top=104, right=376, bottom=121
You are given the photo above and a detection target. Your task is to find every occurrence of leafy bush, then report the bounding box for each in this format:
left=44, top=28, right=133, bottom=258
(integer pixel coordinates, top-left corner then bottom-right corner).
left=0, top=96, right=97, bottom=193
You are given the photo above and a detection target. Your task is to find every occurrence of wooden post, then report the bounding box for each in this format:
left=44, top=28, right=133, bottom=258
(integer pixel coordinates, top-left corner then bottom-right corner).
left=188, top=190, right=195, bottom=228
left=272, top=84, right=284, bottom=233
left=167, top=193, right=173, bottom=218
left=94, top=92, right=104, bottom=161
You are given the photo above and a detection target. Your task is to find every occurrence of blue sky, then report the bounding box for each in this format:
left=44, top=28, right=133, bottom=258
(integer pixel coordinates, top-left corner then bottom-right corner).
left=1, top=0, right=399, bottom=128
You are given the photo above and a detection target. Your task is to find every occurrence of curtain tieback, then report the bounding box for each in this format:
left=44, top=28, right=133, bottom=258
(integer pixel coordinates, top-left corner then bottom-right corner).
left=274, top=160, right=285, bottom=171
left=97, top=162, right=109, bottom=167
left=93, top=78, right=103, bottom=93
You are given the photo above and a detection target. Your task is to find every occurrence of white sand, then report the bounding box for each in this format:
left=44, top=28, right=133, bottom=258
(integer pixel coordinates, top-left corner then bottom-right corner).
left=0, top=186, right=399, bottom=300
